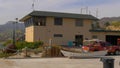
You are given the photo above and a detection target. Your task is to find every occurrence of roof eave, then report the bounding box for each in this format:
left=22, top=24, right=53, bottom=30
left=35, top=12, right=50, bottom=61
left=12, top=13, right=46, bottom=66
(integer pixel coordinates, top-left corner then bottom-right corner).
left=89, top=29, right=120, bottom=32
left=19, top=15, right=31, bottom=22
left=20, top=11, right=99, bottom=22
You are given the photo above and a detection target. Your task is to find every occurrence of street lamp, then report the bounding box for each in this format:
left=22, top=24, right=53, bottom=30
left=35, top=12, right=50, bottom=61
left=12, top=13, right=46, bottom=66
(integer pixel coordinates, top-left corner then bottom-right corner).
left=3, top=18, right=18, bottom=53
left=13, top=18, right=18, bottom=45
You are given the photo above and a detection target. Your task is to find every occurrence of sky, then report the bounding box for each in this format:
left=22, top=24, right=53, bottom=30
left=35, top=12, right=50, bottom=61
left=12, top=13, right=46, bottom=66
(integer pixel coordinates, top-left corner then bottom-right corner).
left=0, top=0, right=120, bottom=24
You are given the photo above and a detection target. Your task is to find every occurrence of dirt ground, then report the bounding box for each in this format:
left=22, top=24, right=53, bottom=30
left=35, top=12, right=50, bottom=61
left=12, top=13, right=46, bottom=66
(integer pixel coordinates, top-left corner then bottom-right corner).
left=0, top=56, right=120, bottom=68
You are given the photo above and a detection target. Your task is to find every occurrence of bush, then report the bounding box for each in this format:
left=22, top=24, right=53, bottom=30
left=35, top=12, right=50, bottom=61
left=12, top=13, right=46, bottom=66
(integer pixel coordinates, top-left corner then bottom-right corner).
left=3, top=40, right=12, bottom=46
left=0, top=53, right=13, bottom=58
left=15, top=41, right=43, bottom=50
left=3, top=40, right=43, bottom=50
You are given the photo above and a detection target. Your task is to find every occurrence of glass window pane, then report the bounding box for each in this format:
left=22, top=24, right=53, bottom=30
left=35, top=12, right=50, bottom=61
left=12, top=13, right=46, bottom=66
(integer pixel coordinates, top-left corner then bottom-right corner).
left=54, top=34, right=63, bottom=37
left=75, top=19, right=83, bottom=26
left=54, top=18, right=63, bottom=26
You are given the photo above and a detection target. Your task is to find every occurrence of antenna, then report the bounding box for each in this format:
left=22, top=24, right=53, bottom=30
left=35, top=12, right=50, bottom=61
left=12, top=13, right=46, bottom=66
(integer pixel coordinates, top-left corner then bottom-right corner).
left=32, top=0, right=35, bottom=11
left=81, top=7, right=89, bottom=14
left=96, top=8, right=99, bottom=17
left=86, top=7, right=88, bottom=14
left=81, top=8, right=83, bottom=14
left=89, top=10, right=91, bottom=15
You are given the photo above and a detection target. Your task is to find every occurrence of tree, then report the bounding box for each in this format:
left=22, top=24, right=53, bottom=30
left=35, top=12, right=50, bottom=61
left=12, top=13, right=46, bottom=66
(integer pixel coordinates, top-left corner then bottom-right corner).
left=111, top=21, right=120, bottom=27
left=104, top=22, right=110, bottom=27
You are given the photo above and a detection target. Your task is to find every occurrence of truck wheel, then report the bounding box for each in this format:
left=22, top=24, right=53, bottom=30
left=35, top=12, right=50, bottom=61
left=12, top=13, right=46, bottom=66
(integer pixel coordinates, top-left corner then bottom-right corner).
left=115, top=50, right=120, bottom=55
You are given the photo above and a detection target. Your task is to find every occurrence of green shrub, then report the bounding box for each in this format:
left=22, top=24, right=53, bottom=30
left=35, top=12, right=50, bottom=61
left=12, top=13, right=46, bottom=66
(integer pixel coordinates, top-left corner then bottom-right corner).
left=0, top=53, right=13, bottom=58
left=3, top=40, right=12, bottom=46
left=15, top=41, right=43, bottom=50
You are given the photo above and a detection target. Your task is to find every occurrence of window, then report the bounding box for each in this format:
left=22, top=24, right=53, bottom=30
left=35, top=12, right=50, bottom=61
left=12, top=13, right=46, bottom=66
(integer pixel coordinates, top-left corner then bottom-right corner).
left=54, top=18, right=63, bottom=26
left=54, top=34, right=63, bottom=37
left=24, top=18, right=33, bottom=27
left=75, top=19, right=83, bottom=26
left=38, top=17, right=46, bottom=26
left=92, top=35, right=98, bottom=39
left=34, top=16, right=46, bottom=26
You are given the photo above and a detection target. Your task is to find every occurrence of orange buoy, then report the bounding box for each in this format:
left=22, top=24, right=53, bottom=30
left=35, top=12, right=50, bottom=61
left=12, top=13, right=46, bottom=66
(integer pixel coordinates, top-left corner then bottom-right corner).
left=82, top=46, right=89, bottom=52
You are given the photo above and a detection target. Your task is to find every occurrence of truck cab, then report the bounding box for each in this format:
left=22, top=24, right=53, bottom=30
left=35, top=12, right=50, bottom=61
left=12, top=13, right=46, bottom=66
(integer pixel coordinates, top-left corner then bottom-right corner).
left=82, top=39, right=120, bottom=55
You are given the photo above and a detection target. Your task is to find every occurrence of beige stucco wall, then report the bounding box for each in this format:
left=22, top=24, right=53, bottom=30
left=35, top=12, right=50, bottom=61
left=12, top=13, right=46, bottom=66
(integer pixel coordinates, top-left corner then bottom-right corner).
left=25, top=26, right=34, bottom=42
left=30, top=17, right=93, bottom=45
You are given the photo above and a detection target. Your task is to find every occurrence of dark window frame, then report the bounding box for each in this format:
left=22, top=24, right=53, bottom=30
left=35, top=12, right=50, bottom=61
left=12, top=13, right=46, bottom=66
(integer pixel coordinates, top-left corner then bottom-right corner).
left=38, top=17, right=46, bottom=26
left=54, top=34, right=63, bottom=37
left=54, top=17, right=63, bottom=26
left=75, top=19, right=83, bottom=27
left=33, top=16, right=46, bottom=26
left=24, top=17, right=33, bottom=27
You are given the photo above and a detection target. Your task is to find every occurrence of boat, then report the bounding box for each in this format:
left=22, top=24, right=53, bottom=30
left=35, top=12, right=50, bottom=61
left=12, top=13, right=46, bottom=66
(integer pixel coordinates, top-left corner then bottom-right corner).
left=61, top=50, right=107, bottom=58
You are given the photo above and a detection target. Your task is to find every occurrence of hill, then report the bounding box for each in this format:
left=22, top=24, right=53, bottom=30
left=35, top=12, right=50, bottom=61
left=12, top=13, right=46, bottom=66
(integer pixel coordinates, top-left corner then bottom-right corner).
left=100, top=16, right=120, bottom=23
left=99, top=16, right=120, bottom=29
left=0, top=21, right=24, bottom=31
left=0, top=21, right=25, bottom=42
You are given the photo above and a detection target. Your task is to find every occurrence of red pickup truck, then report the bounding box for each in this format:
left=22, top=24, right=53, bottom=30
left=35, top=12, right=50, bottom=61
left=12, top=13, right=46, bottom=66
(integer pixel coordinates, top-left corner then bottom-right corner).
left=82, top=39, right=120, bottom=55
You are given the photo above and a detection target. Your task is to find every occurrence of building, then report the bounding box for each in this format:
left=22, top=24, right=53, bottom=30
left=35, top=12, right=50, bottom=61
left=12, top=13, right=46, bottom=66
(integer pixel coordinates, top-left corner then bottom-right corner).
left=20, top=11, right=120, bottom=46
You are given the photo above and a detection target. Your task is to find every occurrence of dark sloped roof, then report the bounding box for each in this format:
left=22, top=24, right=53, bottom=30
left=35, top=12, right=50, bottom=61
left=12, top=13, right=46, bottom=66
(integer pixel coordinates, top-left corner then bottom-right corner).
left=20, top=11, right=98, bottom=22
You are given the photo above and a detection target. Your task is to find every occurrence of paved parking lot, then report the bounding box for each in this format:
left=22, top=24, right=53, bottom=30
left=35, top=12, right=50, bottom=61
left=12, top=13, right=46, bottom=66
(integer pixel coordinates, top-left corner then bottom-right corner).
left=0, top=56, right=119, bottom=68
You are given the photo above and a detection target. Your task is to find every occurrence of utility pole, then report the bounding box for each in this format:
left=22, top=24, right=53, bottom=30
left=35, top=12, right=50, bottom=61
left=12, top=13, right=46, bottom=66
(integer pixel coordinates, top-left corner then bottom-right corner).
left=13, top=22, right=16, bottom=45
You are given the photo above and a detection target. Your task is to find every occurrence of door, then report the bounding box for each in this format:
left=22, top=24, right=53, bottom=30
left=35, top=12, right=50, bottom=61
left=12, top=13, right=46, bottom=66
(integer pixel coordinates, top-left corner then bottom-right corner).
left=106, top=35, right=120, bottom=45
left=75, top=35, right=83, bottom=46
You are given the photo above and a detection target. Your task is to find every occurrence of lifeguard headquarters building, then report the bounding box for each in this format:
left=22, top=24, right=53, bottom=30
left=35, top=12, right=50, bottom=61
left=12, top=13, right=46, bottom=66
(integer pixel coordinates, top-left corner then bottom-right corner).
left=20, top=11, right=120, bottom=46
